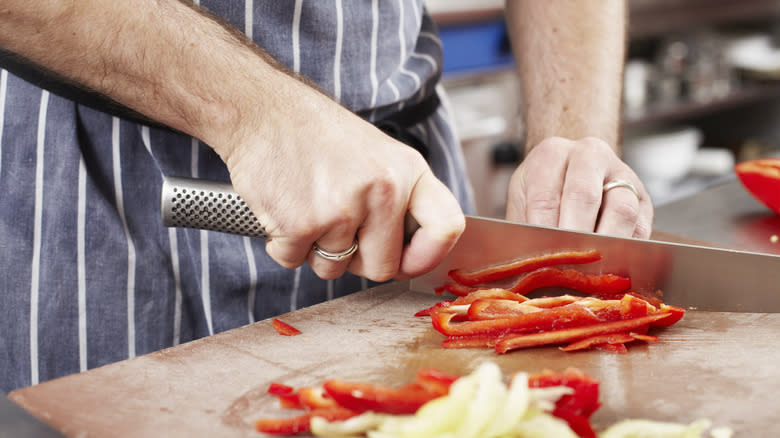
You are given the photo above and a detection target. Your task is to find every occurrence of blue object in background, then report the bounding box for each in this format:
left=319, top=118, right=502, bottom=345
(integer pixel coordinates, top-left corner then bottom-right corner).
left=438, top=19, right=515, bottom=76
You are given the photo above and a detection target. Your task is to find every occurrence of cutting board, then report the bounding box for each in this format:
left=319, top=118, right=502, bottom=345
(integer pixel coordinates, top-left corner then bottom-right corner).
left=9, top=277, right=780, bottom=437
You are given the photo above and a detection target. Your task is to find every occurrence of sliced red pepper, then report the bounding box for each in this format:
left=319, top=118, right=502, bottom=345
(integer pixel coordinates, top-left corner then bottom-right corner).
left=268, top=382, right=295, bottom=396
left=559, top=332, right=636, bottom=352
left=434, top=283, right=479, bottom=296
left=448, top=249, right=602, bottom=286
left=254, top=406, right=357, bottom=435
left=528, top=367, right=601, bottom=419
left=735, top=158, right=780, bottom=215
left=552, top=408, right=597, bottom=438
left=467, top=299, right=543, bottom=320
left=272, top=318, right=302, bottom=336
left=629, top=332, right=658, bottom=342
left=595, top=343, right=628, bottom=354
left=451, top=288, right=528, bottom=305
left=652, top=303, right=686, bottom=328
left=521, top=295, right=583, bottom=308
left=414, top=368, right=458, bottom=396
left=297, top=387, right=337, bottom=410
left=431, top=303, right=601, bottom=337
left=322, top=379, right=440, bottom=415
left=267, top=382, right=304, bottom=409
left=440, top=334, right=500, bottom=349
left=414, top=301, right=453, bottom=317
left=507, top=267, right=631, bottom=296
left=495, top=312, right=672, bottom=354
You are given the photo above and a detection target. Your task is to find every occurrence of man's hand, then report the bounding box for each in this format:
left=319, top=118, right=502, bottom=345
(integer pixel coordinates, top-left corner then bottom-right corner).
left=504, top=2, right=650, bottom=238
left=506, top=137, right=652, bottom=239
left=224, top=83, right=465, bottom=282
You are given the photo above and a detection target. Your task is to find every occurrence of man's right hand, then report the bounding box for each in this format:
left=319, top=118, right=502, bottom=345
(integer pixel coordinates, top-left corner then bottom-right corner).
left=221, top=79, right=464, bottom=282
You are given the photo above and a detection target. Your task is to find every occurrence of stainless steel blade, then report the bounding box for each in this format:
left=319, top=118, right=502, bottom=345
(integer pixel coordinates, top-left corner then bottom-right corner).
left=410, top=215, right=780, bottom=312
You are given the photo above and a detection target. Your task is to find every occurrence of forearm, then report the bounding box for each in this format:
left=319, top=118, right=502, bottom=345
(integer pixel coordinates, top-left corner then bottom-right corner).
left=0, top=0, right=308, bottom=157
left=505, top=0, right=626, bottom=153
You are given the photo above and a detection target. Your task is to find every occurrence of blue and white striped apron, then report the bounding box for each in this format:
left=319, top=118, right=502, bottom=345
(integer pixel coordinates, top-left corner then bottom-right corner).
left=0, top=0, right=475, bottom=393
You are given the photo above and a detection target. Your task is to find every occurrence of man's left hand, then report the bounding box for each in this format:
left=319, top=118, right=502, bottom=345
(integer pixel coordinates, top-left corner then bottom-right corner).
left=505, top=137, right=653, bottom=239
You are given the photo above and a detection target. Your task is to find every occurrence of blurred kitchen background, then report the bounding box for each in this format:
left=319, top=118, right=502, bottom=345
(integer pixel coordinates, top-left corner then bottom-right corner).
left=427, top=0, right=780, bottom=216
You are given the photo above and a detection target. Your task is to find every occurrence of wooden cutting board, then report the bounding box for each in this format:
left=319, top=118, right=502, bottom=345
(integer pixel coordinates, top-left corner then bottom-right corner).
left=9, top=279, right=780, bottom=437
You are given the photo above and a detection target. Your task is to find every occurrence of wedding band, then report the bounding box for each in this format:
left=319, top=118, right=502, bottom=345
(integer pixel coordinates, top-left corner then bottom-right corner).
left=603, top=179, right=640, bottom=200
left=312, top=240, right=359, bottom=261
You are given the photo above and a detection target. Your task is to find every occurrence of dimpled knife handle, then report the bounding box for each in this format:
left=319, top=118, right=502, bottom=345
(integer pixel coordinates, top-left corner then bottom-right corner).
left=160, top=176, right=269, bottom=239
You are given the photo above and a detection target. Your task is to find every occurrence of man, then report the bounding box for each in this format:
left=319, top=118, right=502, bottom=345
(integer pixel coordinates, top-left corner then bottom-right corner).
left=0, top=1, right=650, bottom=393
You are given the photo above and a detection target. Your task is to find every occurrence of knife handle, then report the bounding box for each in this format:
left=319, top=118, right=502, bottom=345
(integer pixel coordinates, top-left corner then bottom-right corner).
left=160, top=176, right=269, bottom=239
left=161, top=176, right=420, bottom=243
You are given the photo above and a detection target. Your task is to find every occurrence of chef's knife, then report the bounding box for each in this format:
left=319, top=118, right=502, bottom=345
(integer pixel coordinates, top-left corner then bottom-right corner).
left=410, top=216, right=780, bottom=313
left=161, top=177, right=780, bottom=312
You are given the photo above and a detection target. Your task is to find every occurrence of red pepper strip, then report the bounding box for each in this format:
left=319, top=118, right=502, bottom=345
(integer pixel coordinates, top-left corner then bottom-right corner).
left=630, top=332, right=658, bottom=342
left=559, top=332, right=636, bottom=352
left=322, top=379, right=440, bottom=415
left=272, top=318, right=302, bottom=336
left=414, top=368, right=458, bottom=396
left=467, top=299, right=543, bottom=320
left=595, top=343, right=628, bottom=354
left=451, top=288, right=528, bottom=305
left=553, top=408, right=597, bottom=438
left=507, top=267, right=631, bottom=296
left=495, top=312, right=672, bottom=354
left=414, top=301, right=453, bottom=317
left=431, top=303, right=601, bottom=337
left=298, top=387, right=337, bottom=410
left=528, top=368, right=601, bottom=419
left=268, top=382, right=295, bottom=396
left=440, top=334, right=500, bottom=349
left=267, top=382, right=304, bottom=410
left=434, top=283, right=479, bottom=296
left=448, top=249, right=602, bottom=286
left=651, top=304, right=685, bottom=328
left=254, top=406, right=357, bottom=435
left=521, top=295, right=583, bottom=308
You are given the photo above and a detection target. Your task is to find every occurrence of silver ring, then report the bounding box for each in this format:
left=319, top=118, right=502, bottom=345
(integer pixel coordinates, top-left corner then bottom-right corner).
left=603, top=179, right=640, bottom=200
left=312, top=240, right=359, bottom=261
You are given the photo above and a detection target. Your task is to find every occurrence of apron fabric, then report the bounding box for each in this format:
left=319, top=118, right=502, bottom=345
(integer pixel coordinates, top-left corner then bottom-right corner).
left=0, top=0, right=475, bottom=393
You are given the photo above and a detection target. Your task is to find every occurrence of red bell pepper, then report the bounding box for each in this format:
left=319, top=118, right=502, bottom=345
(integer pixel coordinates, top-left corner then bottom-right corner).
left=272, top=318, right=302, bottom=336
left=652, top=303, right=686, bottom=327
left=735, top=158, right=780, bottom=215
left=467, top=299, right=543, bottom=320
left=528, top=367, right=600, bottom=437
left=297, top=387, right=337, bottom=410
left=321, top=379, right=441, bottom=415
left=414, top=368, right=459, bottom=396
left=254, top=406, right=357, bottom=435
left=507, top=267, right=631, bottom=296
left=431, top=303, right=602, bottom=337
left=440, top=334, right=500, bottom=349
left=451, top=288, right=529, bottom=305
left=414, top=300, right=453, bottom=317
left=434, top=283, right=479, bottom=296
left=495, top=312, right=672, bottom=354
left=448, top=249, right=602, bottom=286
left=559, top=332, right=636, bottom=352
left=528, top=367, right=601, bottom=418
left=267, top=382, right=304, bottom=410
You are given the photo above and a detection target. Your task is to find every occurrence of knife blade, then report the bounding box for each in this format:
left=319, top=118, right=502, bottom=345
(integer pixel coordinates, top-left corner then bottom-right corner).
left=410, top=215, right=780, bottom=313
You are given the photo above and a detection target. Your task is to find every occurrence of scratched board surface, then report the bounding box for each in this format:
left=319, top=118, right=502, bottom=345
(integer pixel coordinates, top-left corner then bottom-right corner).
left=9, top=281, right=780, bottom=437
